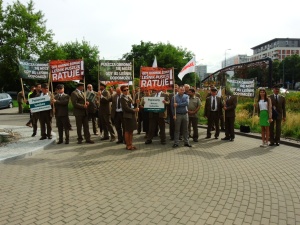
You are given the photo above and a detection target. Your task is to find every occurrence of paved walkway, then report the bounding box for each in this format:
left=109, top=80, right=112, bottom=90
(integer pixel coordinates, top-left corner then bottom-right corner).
left=0, top=108, right=300, bottom=224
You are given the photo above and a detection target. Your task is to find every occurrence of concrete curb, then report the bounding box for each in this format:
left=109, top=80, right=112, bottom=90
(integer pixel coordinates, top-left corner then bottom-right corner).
left=0, top=125, right=56, bottom=164
left=198, top=125, right=300, bottom=148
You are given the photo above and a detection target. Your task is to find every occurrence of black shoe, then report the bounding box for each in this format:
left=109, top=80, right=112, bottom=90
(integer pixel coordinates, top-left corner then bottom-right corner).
left=161, top=142, right=166, bottom=145
left=116, top=140, right=123, bottom=144
left=110, top=137, right=116, bottom=142
left=193, top=139, right=198, bottom=142
left=172, top=144, right=179, bottom=148
left=77, top=140, right=82, bottom=144
left=184, top=143, right=192, bottom=147
left=221, top=137, right=230, bottom=141
left=48, top=136, right=52, bottom=139
left=215, top=137, right=218, bottom=139
left=57, top=141, right=63, bottom=144
left=145, top=140, right=152, bottom=144
left=31, top=133, right=36, bottom=137
left=39, top=137, right=46, bottom=140
left=86, top=140, right=95, bottom=144
left=230, top=138, right=234, bottom=142
left=205, top=136, right=211, bottom=139
left=179, top=137, right=183, bottom=140
left=65, top=140, right=69, bottom=144
left=269, top=143, right=274, bottom=146
left=276, top=143, right=280, bottom=146
left=170, top=138, right=174, bottom=141
left=101, top=137, right=109, bottom=140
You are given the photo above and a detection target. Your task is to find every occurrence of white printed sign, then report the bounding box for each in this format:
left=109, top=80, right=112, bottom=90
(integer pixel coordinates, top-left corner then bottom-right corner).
left=29, top=95, right=52, bottom=113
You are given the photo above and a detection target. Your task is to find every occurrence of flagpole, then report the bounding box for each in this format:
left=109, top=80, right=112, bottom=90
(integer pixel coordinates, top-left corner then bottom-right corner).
left=194, top=56, right=196, bottom=88
left=82, top=57, right=86, bottom=104
left=20, top=78, right=26, bottom=103
left=137, top=64, right=141, bottom=108
left=252, top=78, right=258, bottom=127
left=173, top=67, right=176, bottom=119
left=50, top=73, right=55, bottom=114
left=132, top=58, right=135, bottom=100
left=47, top=61, right=51, bottom=87
left=98, top=55, right=100, bottom=91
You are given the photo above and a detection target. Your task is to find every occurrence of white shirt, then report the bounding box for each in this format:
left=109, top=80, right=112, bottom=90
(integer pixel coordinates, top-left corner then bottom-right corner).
left=259, top=100, right=268, bottom=110
left=116, top=95, right=122, bottom=112
left=155, top=91, right=162, bottom=97
left=211, top=96, right=217, bottom=111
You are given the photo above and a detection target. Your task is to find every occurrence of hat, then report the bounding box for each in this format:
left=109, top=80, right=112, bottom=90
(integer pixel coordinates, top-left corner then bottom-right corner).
left=41, top=83, right=49, bottom=89
left=100, top=82, right=106, bottom=87
left=272, top=84, right=280, bottom=89
left=76, top=82, right=84, bottom=87
left=56, top=84, right=64, bottom=89
left=210, top=86, right=217, bottom=91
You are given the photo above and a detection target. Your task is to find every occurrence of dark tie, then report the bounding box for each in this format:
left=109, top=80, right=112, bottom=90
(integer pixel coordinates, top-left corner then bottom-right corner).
left=212, top=97, right=216, bottom=110
left=117, top=96, right=121, bottom=109
left=275, top=95, right=278, bottom=104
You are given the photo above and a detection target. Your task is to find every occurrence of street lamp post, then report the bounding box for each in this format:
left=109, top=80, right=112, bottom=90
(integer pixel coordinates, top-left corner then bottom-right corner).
left=224, top=49, right=231, bottom=68
left=195, top=59, right=204, bottom=88
left=282, top=59, right=285, bottom=88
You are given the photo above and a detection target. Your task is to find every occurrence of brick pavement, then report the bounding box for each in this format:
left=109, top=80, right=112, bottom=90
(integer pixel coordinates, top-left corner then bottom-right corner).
left=0, top=110, right=300, bottom=224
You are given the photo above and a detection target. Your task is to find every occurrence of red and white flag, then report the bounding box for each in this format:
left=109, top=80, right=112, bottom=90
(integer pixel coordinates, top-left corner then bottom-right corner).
left=178, top=57, right=196, bottom=80
left=152, top=56, right=157, bottom=68
left=217, top=86, right=222, bottom=97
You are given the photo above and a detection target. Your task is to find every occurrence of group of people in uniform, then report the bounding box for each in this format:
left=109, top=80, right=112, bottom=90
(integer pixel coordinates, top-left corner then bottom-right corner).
left=24, top=81, right=286, bottom=150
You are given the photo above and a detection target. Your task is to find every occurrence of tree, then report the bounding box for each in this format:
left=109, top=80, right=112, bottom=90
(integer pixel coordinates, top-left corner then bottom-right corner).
left=279, top=54, right=300, bottom=88
left=39, top=40, right=100, bottom=91
left=0, top=0, right=54, bottom=91
left=60, top=40, right=99, bottom=86
left=123, top=41, right=195, bottom=86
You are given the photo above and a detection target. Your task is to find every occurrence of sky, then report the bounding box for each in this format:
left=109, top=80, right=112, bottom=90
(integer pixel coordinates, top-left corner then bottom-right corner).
left=3, top=0, right=300, bottom=72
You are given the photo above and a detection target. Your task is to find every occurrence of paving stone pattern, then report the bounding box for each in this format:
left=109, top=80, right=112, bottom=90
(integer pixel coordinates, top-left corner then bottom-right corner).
left=0, top=109, right=299, bottom=224
left=1, top=129, right=300, bottom=225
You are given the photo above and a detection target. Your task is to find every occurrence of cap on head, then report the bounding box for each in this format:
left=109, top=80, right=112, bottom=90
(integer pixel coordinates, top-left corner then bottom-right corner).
left=41, top=83, right=49, bottom=89
left=100, top=82, right=106, bottom=87
left=77, top=82, right=84, bottom=87
left=210, top=86, right=217, bottom=92
left=56, top=84, right=64, bottom=89
left=272, top=84, right=280, bottom=89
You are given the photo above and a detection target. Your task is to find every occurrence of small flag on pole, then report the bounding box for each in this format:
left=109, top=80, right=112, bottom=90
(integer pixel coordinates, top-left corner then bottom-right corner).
left=178, top=57, right=196, bottom=80
left=217, top=86, right=222, bottom=97
left=152, top=56, right=157, bottom=68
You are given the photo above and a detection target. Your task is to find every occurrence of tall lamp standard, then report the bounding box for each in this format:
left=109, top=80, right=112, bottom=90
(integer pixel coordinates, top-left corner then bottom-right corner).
left=195, top=58, right=204, bottom=88
left=224, top=49, right=231, bottom=68
left=282, top=58, right=285, bottom=88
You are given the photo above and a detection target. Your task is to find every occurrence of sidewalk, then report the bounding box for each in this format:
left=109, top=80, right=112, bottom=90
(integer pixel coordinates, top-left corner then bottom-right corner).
left=0, top=107, right=299, bottom=162
left=1, top=108, right=300, bottom=224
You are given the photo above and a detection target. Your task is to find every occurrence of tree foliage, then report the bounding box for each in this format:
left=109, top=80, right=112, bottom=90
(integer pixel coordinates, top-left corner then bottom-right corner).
left=279, top=55, right=300, bottom=88
left=0, top=0, right=54, bottom=91
left=39, top=40, right=100, bottom=91
left=123, top=41, right=197, bottom=87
